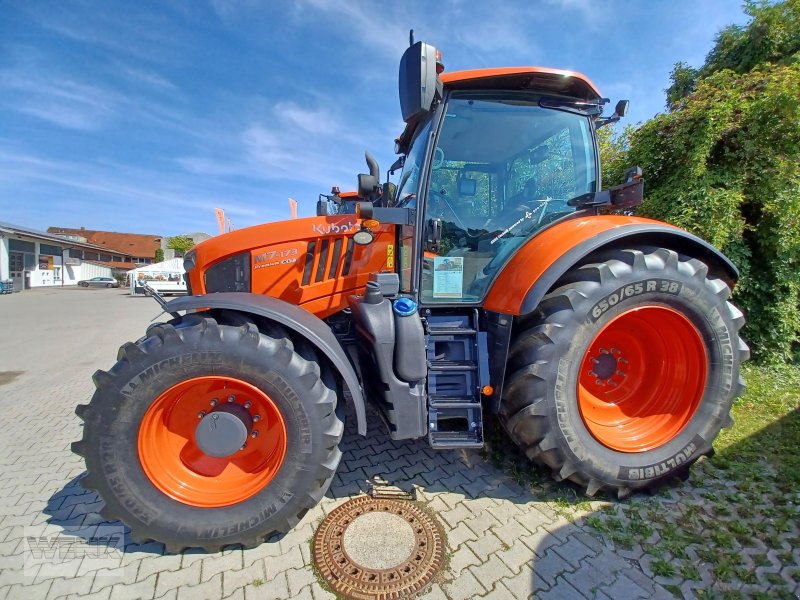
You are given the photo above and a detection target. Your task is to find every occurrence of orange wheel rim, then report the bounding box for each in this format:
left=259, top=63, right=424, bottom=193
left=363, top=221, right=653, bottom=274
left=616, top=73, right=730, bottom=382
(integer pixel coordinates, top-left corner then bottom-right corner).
left=577, top=306, right=707, bottom=452
left=138, top=376, right=287, bottom=507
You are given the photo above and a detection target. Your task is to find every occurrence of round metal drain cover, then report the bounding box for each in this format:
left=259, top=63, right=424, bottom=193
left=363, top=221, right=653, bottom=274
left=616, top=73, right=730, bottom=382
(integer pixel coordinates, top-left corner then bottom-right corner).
left=313, top=496, right=445, bottom=599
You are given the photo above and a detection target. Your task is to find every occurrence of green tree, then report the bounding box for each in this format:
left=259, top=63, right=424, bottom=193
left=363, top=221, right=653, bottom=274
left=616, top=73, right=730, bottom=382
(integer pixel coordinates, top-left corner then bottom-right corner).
left=167, top=235, right=194, bottom=258
left=701, top=0, right=800, bottom=76
left=625, top=0, right=800, bottom=361
left=597, top=123, right=635, bottom=187
left=664, top=62, right=699, bottom=110
left=154, top=248, right=164, bottom=263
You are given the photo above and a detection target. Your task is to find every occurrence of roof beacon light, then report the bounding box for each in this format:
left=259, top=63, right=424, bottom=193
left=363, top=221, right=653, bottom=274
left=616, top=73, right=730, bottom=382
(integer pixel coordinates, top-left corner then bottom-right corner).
left=435, top=50, right=444, bottom=74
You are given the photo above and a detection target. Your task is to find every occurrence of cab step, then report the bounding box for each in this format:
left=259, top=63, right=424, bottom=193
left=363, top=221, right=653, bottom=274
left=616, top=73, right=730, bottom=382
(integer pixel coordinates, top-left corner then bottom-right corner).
left=425, top=310, right=487, bottom=449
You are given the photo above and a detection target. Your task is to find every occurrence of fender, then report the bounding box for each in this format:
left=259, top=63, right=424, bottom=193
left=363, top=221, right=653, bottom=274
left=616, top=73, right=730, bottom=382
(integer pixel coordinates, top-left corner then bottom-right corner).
left=484, top=215, right=739, bottom=316
left=165, top=292, right=367, bottom=436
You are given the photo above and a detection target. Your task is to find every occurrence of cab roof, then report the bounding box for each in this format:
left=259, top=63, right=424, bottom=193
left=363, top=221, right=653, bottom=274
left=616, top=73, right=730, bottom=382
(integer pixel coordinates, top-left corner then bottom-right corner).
left=440, top=67, right=602, bottom=101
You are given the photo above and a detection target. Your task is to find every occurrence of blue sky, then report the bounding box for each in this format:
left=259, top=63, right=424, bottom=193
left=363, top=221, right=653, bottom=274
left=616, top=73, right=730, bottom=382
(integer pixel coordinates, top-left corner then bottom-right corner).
left=1, top=0, right=747, bottom=237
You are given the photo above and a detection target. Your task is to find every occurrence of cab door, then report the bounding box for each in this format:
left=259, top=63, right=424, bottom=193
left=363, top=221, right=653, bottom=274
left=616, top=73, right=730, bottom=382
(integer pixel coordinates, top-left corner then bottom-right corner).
left=419, top=92, right=598, bottom=304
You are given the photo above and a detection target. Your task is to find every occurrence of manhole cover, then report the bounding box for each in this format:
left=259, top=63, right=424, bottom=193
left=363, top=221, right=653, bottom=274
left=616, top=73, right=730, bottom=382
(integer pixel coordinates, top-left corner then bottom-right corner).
left=313, top=496, right=445, bottom=600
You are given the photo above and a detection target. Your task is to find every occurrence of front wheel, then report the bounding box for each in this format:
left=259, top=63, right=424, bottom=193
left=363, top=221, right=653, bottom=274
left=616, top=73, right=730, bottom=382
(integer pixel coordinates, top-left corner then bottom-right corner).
left=73, top=314, right=344, bottom=552
left=500, top=248, right=749, bottom=498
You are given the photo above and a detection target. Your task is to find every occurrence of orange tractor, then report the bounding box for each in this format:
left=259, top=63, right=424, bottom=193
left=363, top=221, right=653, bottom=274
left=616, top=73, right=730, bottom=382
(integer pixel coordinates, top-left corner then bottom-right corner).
left=73, top=41, right=748, bottom=552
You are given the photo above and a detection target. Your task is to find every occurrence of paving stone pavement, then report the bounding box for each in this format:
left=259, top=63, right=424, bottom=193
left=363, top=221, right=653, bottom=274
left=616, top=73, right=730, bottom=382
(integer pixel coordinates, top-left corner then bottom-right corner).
left=0, top=288, right=792, bottom=600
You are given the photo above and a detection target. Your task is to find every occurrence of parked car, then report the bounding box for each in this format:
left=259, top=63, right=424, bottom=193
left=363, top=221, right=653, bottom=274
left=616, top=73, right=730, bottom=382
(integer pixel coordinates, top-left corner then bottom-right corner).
left=78, top=277, right=119, bottom=288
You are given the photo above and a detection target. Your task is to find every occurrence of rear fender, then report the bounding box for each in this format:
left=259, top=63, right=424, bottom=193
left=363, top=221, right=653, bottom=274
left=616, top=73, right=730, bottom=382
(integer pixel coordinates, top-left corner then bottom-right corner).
left=484, top=216, right=738, bottom=316
left=165, top=293, right=367, bottom=435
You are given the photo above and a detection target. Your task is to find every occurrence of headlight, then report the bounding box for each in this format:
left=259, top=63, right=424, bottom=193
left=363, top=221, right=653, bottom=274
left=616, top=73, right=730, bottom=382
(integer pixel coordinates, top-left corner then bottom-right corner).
left=204, top=252, right=251, bottom=293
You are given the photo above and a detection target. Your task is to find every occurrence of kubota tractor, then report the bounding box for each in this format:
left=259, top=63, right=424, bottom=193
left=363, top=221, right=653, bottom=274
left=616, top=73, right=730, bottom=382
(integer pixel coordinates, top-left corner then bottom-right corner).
left=73, top=41, right=748, bottom=552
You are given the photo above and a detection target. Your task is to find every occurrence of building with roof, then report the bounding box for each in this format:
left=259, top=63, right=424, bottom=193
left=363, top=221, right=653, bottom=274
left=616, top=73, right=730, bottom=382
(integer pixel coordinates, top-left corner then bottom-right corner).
left=47, top=226, right=161, bottom=267
left=47, top=226, right=213, bottom=263
left=0, top=222, right=215, bottom=292
left=0, top=222, right=122, bottom=291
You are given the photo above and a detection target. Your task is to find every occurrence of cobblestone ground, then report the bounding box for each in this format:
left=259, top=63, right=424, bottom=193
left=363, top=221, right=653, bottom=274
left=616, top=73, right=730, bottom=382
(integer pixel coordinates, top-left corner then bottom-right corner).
left=0, top=288, right=794, bottom=599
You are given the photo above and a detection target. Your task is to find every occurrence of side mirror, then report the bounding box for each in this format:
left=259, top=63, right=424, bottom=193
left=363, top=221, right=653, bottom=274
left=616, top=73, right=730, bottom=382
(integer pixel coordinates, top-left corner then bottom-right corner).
left=596, top=99, right=630, bottom=129
left=399, top=41, right=443, bottom=124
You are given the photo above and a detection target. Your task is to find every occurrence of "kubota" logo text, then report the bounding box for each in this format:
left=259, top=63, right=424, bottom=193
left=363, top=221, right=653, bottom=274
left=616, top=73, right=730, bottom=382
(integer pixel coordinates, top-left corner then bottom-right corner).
left=312, top=222, right=356, bottom=235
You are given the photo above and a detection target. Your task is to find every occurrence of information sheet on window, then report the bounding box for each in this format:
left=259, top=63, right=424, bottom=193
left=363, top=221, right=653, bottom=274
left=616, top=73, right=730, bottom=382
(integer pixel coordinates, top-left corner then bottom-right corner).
left=432, top=256, right=464, bottom=298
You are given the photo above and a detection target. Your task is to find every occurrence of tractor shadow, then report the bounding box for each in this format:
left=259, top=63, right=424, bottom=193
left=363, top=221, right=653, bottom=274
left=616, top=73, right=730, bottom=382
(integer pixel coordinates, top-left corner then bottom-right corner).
left=43, top=475, right=169, bottom=555
left=42, top=401, right=798, bottom=599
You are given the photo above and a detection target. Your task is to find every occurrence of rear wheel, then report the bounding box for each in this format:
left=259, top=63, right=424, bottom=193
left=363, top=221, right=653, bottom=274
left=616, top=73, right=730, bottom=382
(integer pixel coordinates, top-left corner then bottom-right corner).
left=500, top=248, right=749, bottom=497
left=73, top=313, right=344, bottom=552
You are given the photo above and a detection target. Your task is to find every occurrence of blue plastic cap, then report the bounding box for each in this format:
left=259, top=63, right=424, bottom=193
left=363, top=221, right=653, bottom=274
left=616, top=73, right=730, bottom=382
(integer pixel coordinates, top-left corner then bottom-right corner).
left=393, top=297, right=418, bottom=316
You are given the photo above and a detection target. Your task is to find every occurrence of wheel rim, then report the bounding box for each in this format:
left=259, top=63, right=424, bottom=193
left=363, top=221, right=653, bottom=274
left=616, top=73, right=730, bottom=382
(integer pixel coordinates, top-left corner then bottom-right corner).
left=138, top=376, right=287, bottom=507
left=577, top=306, right=707, bottom=453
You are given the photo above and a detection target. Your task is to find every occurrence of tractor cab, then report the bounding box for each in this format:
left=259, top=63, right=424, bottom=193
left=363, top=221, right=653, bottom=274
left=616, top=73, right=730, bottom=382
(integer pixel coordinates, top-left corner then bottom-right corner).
left=396, top=86, right=600, bottom=303
left=389, top=43, right=619, bottom=305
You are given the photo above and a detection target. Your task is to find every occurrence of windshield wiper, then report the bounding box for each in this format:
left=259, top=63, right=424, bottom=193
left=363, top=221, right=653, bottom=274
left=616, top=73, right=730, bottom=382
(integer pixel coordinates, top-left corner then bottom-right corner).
left=538, top=97, right=604, bottom=116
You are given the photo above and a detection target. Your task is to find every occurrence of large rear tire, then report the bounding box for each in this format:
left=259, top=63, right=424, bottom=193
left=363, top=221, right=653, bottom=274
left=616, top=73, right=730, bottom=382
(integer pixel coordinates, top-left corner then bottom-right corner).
left=499, top=248, right=749, bottom=498
left=73, top=313, right=344, bottom=552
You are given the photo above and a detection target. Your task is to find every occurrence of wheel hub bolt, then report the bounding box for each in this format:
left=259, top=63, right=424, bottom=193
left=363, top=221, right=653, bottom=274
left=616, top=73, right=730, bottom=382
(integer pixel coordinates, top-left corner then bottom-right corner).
left=240, top=443, right=246, bottom=450
left=244, top=401, right=252, bottom=409
left=253, top=415, right=261, bottom=422
left=210, top=398, right=218, bottom=407
left=251, top=430, right=259, bottom=438
left=228, top=395, right=236, bottom=402
left=198, top=411, right=206, bottom=419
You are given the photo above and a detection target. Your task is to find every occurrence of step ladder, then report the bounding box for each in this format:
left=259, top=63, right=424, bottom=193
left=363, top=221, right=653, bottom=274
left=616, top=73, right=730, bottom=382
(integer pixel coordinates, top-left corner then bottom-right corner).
left=425, top=310, right=487, bottom=449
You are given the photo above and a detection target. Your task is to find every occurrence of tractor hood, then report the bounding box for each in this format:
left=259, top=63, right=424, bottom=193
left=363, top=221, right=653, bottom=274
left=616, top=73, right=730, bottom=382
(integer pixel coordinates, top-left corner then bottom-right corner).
left=185, top=214, right=395, bottom=319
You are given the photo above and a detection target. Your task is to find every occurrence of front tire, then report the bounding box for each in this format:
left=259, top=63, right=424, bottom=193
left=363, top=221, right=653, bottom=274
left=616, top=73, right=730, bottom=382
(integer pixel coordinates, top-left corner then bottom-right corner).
left=500, top=248, right=749, bottom=498
left=72, top=314, right=344, bottom=552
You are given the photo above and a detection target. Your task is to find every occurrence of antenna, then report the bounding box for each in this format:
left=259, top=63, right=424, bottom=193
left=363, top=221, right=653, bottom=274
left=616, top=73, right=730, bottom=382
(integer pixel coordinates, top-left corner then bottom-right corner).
left=409, top=29, right=414, bottom=46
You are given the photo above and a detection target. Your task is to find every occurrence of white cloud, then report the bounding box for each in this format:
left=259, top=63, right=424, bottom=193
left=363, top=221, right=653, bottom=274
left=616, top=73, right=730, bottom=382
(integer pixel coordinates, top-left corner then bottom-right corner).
left=21, top=3, right=189, bottom=65
left=113, top=63, right=177, bottom=92
left=295, top=0, right=409, bottom=58
left=273, top=102, right=342, bottom=136
left=0, top=145, right=264, bottom=234
left=0, top=75, right=117, bottom=130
